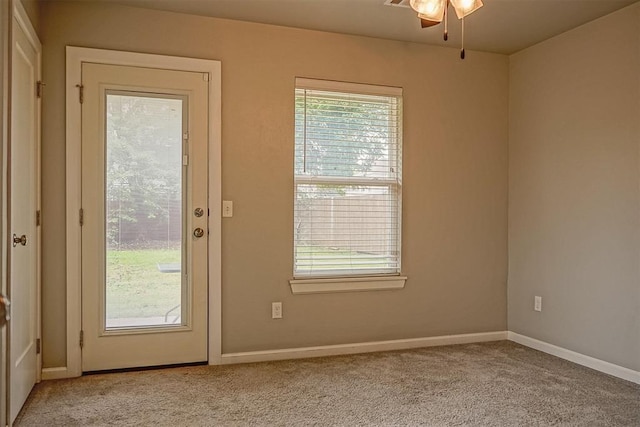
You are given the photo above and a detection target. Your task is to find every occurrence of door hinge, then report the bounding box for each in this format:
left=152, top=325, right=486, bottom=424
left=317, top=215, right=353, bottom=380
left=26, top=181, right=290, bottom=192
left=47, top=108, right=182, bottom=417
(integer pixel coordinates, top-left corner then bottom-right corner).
left=36, top=81, right=45, bottom=98
left=36, top=338, right=41, bottom=354
left=183, top=155, right=189, bottom=166
left=36, top=210, right=41, bottom=226
left=79, top=208, right=84, bottom=226
left=203, top=73, right=210, bottom=82
left=76, top=84, right=84, bottom=104
left=79, top=330, right=84, bottom=349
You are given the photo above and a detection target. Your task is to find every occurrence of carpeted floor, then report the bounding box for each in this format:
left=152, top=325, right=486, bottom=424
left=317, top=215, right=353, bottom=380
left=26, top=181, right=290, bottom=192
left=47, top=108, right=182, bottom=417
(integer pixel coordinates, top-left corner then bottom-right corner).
left=15, top=341, right=640, bottom=426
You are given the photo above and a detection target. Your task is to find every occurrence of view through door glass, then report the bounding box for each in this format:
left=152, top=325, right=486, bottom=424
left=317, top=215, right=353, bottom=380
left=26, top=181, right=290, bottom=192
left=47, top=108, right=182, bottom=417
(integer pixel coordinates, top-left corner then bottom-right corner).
left=105, top=92, right=186, bottom=329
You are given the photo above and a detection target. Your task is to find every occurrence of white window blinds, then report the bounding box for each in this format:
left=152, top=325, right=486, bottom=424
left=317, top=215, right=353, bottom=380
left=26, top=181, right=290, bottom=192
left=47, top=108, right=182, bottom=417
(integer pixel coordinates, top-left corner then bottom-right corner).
left=294, top=79, right=403, bottom=278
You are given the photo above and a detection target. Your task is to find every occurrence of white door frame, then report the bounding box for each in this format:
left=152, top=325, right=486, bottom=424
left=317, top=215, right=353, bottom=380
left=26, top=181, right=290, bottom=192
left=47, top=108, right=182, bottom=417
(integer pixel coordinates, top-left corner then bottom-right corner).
left=65, top=47, right=222, bottom=377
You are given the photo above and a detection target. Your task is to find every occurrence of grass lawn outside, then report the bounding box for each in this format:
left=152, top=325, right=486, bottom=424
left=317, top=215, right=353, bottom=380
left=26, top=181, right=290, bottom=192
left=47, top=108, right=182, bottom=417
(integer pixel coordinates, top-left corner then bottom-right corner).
left=106, top=248, right=182, bottom=320
left=295, top=245, right=393, bottom=270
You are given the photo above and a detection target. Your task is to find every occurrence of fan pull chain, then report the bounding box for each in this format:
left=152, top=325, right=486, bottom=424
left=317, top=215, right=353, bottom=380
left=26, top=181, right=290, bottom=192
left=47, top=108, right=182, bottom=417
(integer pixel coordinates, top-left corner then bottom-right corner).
left=460, top=15, right=465, bottom=59
left=444, top=1, right=449, bottom=41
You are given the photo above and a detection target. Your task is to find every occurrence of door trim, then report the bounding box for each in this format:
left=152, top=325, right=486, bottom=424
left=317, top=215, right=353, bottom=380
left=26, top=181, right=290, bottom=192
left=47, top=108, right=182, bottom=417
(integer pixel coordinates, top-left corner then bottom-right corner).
left=66, top=47, right=222, bottom=377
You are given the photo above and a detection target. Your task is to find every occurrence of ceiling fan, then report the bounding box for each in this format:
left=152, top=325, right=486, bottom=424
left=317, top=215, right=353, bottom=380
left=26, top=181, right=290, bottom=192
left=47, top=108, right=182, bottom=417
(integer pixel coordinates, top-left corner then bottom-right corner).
left=407, top=0, right=484, bottom=59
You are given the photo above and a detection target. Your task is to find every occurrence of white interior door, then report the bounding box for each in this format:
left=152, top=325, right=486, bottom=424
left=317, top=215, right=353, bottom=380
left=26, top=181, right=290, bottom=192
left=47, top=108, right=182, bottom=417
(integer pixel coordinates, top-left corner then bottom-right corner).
left=0, top=1, right=8, bottom=425
left=9, top=5, right=40, bottom=424
left=81, top=63, right=209, bottom=372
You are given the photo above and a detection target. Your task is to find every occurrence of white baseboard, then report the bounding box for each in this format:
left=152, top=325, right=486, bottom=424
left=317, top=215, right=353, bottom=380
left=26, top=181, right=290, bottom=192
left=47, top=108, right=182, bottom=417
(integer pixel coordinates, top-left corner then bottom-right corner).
left=47, top=331, right=638, bottom=385
left=41, top=367, right=69, bottom=380
left=40, top=332, right=508, bottom=375
left=219, top=331, right=508, bottom=365
left=508, top=332, right=640, bottom=385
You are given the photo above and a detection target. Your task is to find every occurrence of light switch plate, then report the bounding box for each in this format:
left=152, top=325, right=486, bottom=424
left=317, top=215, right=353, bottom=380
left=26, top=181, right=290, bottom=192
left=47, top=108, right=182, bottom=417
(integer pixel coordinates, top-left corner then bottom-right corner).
left=222, top=200, right=233, bottom=217
left=272, top=302, right=282, bottom=319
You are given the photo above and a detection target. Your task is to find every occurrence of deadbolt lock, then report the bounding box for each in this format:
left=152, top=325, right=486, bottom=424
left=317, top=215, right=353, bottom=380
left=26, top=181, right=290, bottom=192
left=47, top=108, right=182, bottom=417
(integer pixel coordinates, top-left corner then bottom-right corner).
left=193, top=228, right=205, bottom=238
left=12, top=234, right=27, bottom=247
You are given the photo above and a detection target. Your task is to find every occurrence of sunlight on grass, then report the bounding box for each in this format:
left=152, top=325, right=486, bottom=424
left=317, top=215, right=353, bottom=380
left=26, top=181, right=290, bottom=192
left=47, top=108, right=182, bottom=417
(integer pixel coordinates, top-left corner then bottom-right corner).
left=106, top=249, right=181, bottom=320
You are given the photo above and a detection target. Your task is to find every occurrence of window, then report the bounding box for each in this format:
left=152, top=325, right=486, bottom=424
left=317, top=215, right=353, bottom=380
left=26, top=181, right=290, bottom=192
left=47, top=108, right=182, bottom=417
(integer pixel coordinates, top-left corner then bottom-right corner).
left=293, top=78, right=402, bottom=279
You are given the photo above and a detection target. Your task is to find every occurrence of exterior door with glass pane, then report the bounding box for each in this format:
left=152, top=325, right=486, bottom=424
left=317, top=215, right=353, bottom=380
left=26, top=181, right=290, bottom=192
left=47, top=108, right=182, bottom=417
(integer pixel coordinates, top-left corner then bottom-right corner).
left=81, top=63, right=208, bottom=371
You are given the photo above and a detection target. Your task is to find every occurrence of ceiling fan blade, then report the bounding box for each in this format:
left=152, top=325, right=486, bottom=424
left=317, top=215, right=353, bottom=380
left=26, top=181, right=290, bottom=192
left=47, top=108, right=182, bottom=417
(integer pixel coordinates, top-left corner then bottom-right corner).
left=420, top=17, right=440, bottom=28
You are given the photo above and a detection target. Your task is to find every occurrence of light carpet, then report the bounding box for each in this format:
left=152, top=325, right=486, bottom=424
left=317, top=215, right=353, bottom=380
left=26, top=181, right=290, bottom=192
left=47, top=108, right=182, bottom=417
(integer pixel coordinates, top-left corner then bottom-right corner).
left=15, top=341, right=640, bottom=426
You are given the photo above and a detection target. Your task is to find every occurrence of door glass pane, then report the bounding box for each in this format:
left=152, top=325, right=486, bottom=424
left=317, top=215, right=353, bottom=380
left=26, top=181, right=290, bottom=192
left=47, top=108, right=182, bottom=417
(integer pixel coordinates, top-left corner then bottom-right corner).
left=105, top=92, right=185, bottom=329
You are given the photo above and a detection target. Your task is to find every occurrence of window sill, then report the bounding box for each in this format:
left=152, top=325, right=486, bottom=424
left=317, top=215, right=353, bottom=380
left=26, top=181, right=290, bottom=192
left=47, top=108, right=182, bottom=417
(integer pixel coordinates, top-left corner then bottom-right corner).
left=289, top=275, right=407, bottom=295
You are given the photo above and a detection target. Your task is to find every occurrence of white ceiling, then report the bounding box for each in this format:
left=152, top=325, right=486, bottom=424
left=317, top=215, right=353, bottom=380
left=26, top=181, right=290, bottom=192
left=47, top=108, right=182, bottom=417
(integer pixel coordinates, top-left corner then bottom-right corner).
left=98, top=0, right=639, bottom=54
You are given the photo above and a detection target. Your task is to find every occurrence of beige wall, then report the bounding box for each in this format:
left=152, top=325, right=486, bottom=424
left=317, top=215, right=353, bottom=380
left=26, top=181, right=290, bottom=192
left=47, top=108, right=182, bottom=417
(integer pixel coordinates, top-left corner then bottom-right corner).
left=40, top=1, right=508, bottom=367
left=18, top=0, right=40, bottom=37
left=509, top=4, right=640, bottom=371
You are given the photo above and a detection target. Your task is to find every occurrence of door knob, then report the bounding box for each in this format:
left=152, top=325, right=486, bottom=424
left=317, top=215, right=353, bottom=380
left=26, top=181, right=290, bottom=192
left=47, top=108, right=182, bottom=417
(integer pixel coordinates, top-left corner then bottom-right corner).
left=193, top=228, right=205, bottom=238
left=12, top=234, right=27, bottom=247
left=0, top=293, right=10, bottom=327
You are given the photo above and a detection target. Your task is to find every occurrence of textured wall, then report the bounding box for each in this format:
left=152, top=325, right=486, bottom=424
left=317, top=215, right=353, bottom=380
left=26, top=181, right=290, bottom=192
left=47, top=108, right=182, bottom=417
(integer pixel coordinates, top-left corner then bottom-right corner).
left=39, top=1, right=508, bottom=368
left=509, top=4, right=640, bottom=371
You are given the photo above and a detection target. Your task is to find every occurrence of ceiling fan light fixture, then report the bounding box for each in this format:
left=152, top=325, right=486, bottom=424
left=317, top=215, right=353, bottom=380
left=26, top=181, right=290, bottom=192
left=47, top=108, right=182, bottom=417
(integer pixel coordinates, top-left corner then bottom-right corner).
left=418, top=15, right=441, bottom=28
left=409, top=0, right=445, bottom=22
left=450, top=0, right=483, bottom=19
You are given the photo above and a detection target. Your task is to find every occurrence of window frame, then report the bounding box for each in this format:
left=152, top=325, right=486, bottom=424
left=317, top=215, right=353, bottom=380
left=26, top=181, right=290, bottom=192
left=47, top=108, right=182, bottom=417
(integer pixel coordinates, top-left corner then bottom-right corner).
left=291, top=78, right=405, bottom=291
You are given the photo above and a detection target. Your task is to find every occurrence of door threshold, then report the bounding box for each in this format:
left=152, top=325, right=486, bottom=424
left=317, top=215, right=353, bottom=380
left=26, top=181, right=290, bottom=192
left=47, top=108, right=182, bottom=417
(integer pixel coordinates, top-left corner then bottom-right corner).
left=83, top=361, right=207, bottom=376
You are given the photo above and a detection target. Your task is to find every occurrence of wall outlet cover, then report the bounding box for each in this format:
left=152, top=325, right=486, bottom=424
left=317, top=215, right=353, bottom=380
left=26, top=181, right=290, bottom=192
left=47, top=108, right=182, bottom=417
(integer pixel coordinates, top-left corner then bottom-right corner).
left=272, top=302, right=282, bottom=319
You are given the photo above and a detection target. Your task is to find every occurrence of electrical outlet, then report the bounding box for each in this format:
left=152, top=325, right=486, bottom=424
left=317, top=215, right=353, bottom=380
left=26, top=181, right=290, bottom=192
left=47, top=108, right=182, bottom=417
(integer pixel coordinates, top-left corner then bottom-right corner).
left=534, top=296, right=542, bottom=312
left=272, top=302, right=282, bottom=319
